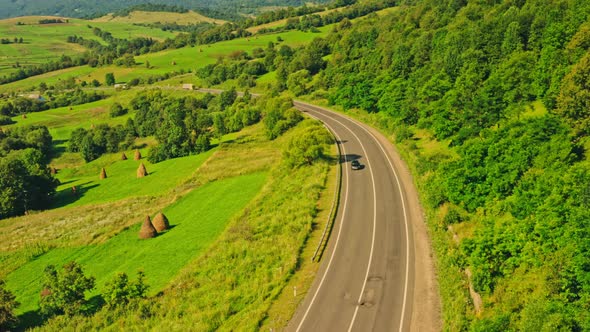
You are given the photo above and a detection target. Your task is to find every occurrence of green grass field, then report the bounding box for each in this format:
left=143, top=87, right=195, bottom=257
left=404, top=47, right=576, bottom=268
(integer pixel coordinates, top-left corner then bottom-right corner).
left=6, top=172, right=267, bottom=314
left=0, top=16, right=177, bottom=77
left=0, top=27, right=330, bottom=93
left=52, top=148, right=215, bottom=208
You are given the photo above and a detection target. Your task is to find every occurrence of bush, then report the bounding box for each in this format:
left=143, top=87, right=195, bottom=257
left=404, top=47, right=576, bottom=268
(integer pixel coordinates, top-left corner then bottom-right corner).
left=283, top=120, right=332, bottom=167
left=40, top=262, right=95, bottom=317
left=109, top=102, right=128, bottom=118
left=0, top=280, right=19, bottom=330
left=103, top=271, right=148, bottom=308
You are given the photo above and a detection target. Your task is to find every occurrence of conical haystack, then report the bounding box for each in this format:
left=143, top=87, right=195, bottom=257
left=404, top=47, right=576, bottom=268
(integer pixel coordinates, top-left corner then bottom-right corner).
left=137, top=163, right=148, bottom=178
left=153, top=212, right=170, bottom=232
left=99, top=167, right=107, bottom=179
left=139, top=216, right=157, bottom=239
left=22, top=114, right=27, bottom=119
left=121, top=152, right=128, bottom=160
left=50, top=167, right=57, bottom=175
left=134, top=149, right=142, bottom=160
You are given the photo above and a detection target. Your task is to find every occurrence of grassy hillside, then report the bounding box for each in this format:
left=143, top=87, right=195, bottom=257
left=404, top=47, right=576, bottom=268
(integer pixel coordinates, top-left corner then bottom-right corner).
left=7, top=172, right=267, bottom=314
left=0, top=0, right=331, bottom=21
left=0, top=26, right=329, bottom=92
left=0, top=16, right=177, bottom=76
left=0, top=6, right=344, bottom=329
left=93, top=10, right=225, bottom=25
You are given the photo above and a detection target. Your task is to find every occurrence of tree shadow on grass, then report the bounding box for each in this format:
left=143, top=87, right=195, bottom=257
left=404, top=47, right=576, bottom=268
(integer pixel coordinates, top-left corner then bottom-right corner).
left=15, top=295, right=106, bottom=331
left=86, top=295, right=105, bottom=315
left=51, top=182, right=99, bottom=209
left=15, top=310, right=43, bottom=331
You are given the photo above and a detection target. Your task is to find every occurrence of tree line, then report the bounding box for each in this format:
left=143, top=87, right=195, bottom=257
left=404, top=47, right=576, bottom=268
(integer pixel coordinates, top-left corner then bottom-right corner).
left=0, top=125, right=57, bottom=219
left=0, top=89, right=107, bottom=117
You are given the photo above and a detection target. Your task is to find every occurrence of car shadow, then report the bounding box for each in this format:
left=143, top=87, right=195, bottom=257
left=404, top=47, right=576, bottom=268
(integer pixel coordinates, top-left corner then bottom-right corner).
left=341, top=154, right=362, bottom=163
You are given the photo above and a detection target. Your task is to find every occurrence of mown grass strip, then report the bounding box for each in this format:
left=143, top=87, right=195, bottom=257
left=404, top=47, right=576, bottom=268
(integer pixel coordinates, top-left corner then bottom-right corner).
left=7, top=172, right=267, bottom=314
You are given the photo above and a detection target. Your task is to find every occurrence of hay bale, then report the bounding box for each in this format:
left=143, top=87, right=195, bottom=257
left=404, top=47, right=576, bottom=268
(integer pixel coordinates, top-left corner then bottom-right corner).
left=22, top=114, right=27, bottom=119
left=121, top=152, right=128, bottom=160
left=134, top=149, right=142, bottom=160
left=153, top=212, right=169, bottom=232
left=99, top=167, right=107, bottom=179
left=139, top=216, right=157, bottom=239
left=137, top=163, right=148, bottom=178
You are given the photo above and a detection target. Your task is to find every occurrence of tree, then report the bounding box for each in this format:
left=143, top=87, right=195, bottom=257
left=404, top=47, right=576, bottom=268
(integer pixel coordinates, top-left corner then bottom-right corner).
left=0, top=280, right=19, bottom=330
left=80, top=134, right=101, bottom=162
left=109, top=102, right=127, bottom=117
left=105, top=73, right=115, bottom=86
left=40, top=262, right=95, bottom=317
left=555, top=52, right=590, bottom=135
left=283, top=121, right=332, bottom=167
left=287, top=69, right=310, bottom=96
left=103, top=271, right=148, bottom=308
left=219, top=87, right=237, bottom=108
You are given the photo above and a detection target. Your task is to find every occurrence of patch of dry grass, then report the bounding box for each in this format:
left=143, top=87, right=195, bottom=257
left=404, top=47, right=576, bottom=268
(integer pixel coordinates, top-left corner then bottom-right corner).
left=93, top=10, right=225, bottom=25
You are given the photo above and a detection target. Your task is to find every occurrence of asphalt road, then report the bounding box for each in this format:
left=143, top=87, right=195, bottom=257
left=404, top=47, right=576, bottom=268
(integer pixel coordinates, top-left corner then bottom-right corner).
left=194, top=89, right=438, bottom=330
left=287, top=101, right=416, bottom=332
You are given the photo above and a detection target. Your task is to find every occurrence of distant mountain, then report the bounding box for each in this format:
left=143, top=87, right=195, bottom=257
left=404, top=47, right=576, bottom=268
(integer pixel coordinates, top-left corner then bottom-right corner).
left=0, top=0, right=331, bottom=20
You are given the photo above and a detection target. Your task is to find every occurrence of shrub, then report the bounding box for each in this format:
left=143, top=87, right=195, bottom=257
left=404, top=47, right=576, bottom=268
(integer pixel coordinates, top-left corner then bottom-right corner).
left=0, top=280, right=19, bottom=330
left=109, top=102, right=128, bottom=118
left=39, top=262, right=95, bottom=317
left=103, top=271, right=148, bottom=308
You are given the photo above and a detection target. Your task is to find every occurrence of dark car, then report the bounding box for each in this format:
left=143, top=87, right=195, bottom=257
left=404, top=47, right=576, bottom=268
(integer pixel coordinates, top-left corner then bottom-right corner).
left=351, top=160, right=362, bottom=170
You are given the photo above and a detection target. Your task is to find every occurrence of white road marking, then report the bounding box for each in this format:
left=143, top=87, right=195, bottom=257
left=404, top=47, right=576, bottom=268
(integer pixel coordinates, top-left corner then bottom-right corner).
left=297, top=101, right=411, bottom=332
left=295, top=105, right=378, bottom=332
left=295, top=113, right=352, bottom=332
left=335, top=114, right=411, bottom=332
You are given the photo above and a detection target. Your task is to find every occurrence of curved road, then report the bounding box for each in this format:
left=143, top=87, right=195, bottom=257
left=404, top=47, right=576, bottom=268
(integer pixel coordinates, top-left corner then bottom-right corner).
left=288, top=101, right=439, bottom=331
left=196, top=89, right=439, bottom=330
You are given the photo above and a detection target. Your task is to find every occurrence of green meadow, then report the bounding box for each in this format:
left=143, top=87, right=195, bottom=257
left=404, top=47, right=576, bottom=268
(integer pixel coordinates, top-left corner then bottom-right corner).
left=0, top=16, right=176, bottom=76
left=0, top=26, right=330, bottom=92
left=52, top=148, right=215, bottom=207
left=6, top=172, right=267, bottom=314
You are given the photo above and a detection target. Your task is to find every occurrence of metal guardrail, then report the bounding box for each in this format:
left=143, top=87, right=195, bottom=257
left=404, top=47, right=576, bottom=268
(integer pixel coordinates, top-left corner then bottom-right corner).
left=311, top=124, right=342, bottom=262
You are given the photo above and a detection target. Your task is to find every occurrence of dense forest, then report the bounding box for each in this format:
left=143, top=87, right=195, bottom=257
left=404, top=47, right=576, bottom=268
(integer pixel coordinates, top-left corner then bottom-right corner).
left=0, top=0, right=332, bottom=20
left=299, top=0, right=590, bottom=329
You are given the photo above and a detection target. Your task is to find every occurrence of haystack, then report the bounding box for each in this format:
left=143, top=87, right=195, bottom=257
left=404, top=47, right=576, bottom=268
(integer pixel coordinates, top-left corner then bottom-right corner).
left=137, top=163, right=148, bottom=178
left=99, top=167, right=107, bottom=179
left=50, top=167, right=57, bottom=175
left=153, top=212, right=169, bottom=232
left=90, top=123, right=95, bottom=129
left=139, top=216, right=157, bottom=239
left=22, top=114, right=27, bottom=119
left=134, top=149, right=142, bottom=160
left=121, top=152, right=128, bottom=160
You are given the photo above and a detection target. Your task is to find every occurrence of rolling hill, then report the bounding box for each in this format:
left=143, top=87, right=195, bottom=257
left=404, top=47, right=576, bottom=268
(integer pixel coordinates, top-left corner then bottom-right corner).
left=0, top=0, right=332, bottom=20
